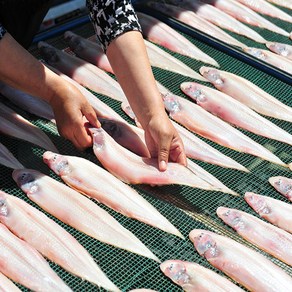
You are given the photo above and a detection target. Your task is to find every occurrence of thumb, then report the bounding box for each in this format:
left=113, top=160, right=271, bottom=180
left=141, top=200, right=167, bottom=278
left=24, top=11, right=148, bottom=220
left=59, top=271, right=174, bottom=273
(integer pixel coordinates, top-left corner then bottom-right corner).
left=158, top=139, right=171, bottom=172
left=83, top=104, right=101, bottom=128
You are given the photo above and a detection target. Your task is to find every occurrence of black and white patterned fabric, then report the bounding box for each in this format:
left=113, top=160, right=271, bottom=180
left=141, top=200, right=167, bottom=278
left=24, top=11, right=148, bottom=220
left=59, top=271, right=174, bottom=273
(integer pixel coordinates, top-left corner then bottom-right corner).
left=0, top=23, right=6, bottom=40
left=86, top=0, right=142, bottom=52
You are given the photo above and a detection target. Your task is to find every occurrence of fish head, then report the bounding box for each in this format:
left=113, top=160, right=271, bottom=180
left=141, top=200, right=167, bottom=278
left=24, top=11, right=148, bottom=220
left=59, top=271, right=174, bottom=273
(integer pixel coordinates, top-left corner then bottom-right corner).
left=217, top=207, right=244, bottom=231
left=12, top=169, right=40, bottom=195
left=266, top=42, right=288, bottom=57
left=244, top=192, right=271, bottom=215
left=88, top=127, right=106, bottom=151
left=243, top=48, right=267, bottom=60
left=42, top=151, right=70, bottom=176
left=0, top=191, right=8, bottom=217
left=199, top=66, right=223, bottom=85
left=38, top=41, right=61, bottom=65
left=189, top=230, right=219, bottom=259
left=160, top=260, right=190, bottom=286
left=269, top=176, right=292, bottom=195
left=180, top=82, right=207, bottom=103
left=162, top=93, right=182, bottom=114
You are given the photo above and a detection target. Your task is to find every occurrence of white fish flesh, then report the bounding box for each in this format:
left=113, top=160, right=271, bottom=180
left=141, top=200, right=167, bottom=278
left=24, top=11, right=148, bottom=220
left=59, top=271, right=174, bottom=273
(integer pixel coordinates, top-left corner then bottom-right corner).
left=0, top=223, right=71, bottom=291
left=136, top=12, right=219, bottom=66
left=0, top=82, right=55, bottom=122
left=0, top=189, right=119, bottom=291
left=0, top=102, right=58, bottom=152
left=12, top=168, right=159, bottom=262
left=200, top=66, right=292, bottom=122
left=0, top=272, right=21, bottom=292
left=181, top=81, right=292, bottom=146
left=243, top=47, right=292, bottom=75
left=266, top=0, right=292, bottom=10
left=147, top=2, right=247, bottom=48
left=162, top=91, right=286, bottom=166
left=160, top=259, right=244, bottom=291
left=244, top=192, right=292, bottom=233
left=38, top=41, right=127, bottom=102
left=168, top=0, right=267, bottom=43
left=42, top=151, right=183, bottom=238
left=269, top=176, right=292, bottom=201
left=266, top=42, right=292, bottom=60
left=89, top=127, right=214, bottom=190
left=0, top=142, right=23, bottom=169
left=236, top=0, right=292, bottom=22
left=217, top=206, right=292, bottom=266
left=190, top=229, right=292, bottom=291
left=204, top=0, right=290, bottom=36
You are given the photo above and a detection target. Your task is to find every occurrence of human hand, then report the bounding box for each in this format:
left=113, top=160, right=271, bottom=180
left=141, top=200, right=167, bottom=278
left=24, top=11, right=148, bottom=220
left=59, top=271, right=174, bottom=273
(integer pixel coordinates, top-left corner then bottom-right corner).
left=144, top=113, right=187, bottom=171
left=49, top=82, right=100, bottom=150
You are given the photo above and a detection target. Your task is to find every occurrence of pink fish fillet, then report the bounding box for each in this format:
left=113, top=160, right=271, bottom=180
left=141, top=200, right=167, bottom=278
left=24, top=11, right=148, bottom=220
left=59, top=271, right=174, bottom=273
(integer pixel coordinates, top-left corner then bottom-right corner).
left=0, top=190, right=119, bottom=291
left=38, top=41, right=127, bottom=102
left=168, top=0, right=267, bottom=43
left=0, top=223, right=71, bottom=291
left=64, top=31, right=114, bottom=74
left=244, top=192, right=292, bottom=233
left=268, top=176, right=292, bottom=201
left=0, top=82, right=55, bottom=122
left=236, top=0, right=292, bottom=22
left=147, top=2, right=247, bottom=49
left=89, top=127, right=216, bottom=190
left=162, top=91, right=286, bottom=166
left=0, top=102, right=58, bottom=152
left=160, top=259, right=244, bottom=291
left=0, top=142, right=24, bottom=169
left=266, top=42, right=292, bottom=61
left=200, top=66, right=292, bottom=122
left=217, top=206, right=292, bottom=266
left=42, top=151, right=183, bottom=238
left=243, top=47, right=292, bottom=75
left=181, top=81, right=292, bottom=146
left=266, top=0, right=292, bottom=9
left=205, top=0, right=289, bottom=36
left=190, top=229, right=292, bottom=292
left=136, top=12, right=219, bottom=66
left=12, top=168, right=159, bottom=262
left=0, top=272, right=21, bottom=292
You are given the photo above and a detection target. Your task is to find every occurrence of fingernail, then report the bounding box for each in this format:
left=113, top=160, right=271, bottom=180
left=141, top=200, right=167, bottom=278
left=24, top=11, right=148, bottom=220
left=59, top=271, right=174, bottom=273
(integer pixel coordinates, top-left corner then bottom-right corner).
left=160, top=160, right=167, bottom=171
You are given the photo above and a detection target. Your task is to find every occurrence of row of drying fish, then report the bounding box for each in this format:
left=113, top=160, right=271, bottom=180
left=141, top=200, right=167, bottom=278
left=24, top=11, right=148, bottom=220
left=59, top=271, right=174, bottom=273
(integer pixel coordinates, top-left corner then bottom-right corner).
left=161, top=191, right=292, bottom=291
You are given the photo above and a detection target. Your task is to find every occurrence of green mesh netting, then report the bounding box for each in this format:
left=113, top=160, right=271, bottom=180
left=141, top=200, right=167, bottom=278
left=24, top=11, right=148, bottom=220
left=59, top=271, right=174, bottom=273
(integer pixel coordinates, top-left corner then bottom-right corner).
left=1, top=6, right=292, bottom=291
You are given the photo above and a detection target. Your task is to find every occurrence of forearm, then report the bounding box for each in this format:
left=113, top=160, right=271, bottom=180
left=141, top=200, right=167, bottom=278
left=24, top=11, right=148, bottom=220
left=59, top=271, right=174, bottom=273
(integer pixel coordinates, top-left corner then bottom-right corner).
left=106, top=31, right=167, bottom=128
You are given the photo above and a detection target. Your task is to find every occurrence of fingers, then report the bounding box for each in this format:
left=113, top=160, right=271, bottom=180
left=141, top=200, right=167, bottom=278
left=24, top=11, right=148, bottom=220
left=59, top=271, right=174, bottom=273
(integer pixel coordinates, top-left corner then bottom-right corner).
left=158, top=135, right=172, bottom=172
left=82, top=102, right=101, bottom=128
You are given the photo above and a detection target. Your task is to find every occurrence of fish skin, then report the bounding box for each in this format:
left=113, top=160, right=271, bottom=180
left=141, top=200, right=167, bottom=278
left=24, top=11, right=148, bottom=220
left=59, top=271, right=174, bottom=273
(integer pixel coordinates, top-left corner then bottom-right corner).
left=236, top=0, right=292, bottom=22
left=266, top=0, right=292, bottom=10
left=136, top=12, right=219, bottom=66
left=204, top=0, right=290, bottom=36
left=268, top=176, right=292, bottom=201
left=181, top=81, right=292, bottom=146
left=64, top=31, right=114, bottom=74
left=0, top=190, right=119, bottom=291
left=162, top=91, right=286, bottom=166
left=244, top=192, right=292, bottom=233
left=38, top=41, right=127, bottom=102
left=0, top=82, right=55, bottom=122
left=190, top=229, right=292, bottom=292
left=89, top=127, right=214, bottom=191
left=13, top=168, right=159, bottom=263
left=0, top=272, right=21, bottom=292
left=200, top=66, right=292, bottom=122
left=0, top=102, right=58, bottom=152
left=42, top=151, right=183, bottom=239
left=0, top=223, right=72, bottom=292
left=160, top=259, right=244, bottom=291
left=217, top=206, right=292, bottom=266
left=266, top=42, right=292, bottom=61
left=168, top=0, right=267, bottom=43
left=0, top=142, right=24, bottom=169
left=147, top=2, right=247, bottom=49
left=243, top=47, right=292, bottom=75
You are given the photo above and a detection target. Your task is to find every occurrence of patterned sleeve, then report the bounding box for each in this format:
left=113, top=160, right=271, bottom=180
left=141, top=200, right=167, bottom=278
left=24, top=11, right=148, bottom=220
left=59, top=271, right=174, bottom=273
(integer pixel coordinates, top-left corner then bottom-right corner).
left=0, top=23, right=7, bottom=40
left=86, top=0, right=142, bottom=52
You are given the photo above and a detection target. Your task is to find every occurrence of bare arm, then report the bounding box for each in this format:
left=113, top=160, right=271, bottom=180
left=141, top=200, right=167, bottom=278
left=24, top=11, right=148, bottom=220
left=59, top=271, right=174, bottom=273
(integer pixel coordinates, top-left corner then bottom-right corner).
left=0, top=32, right=100, bottom=149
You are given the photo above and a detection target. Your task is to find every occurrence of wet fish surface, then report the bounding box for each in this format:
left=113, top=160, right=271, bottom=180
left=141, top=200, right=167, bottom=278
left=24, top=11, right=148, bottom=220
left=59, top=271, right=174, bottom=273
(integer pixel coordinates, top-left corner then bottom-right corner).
left=266, top=42, right=292, bottom=60
left=269, top=176, right=292, bottom=201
